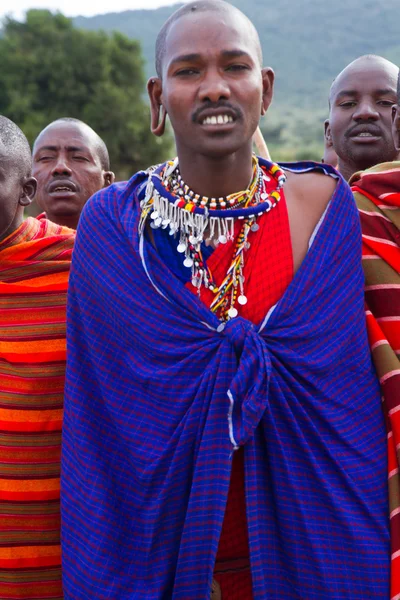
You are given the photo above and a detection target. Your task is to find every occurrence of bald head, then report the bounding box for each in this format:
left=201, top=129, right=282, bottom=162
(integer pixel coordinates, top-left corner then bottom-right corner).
left=33, top=118, right=110, bottom=171
left=32, top=117, right=114, bottom=229
left=330, top=55, right=399, bottom=106
left=155, top=0, right=263, bottom=79
left=326, top=55, right=399, bottom=180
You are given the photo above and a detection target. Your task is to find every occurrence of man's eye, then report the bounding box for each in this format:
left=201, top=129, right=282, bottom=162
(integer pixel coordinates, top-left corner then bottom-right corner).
left=377, top=100, right=395, bottom=107
left=38, top=156, right=54, bottom=161
left=175, top=68, right=198, bottom=76
left=339, top=102, right=356, bottom=108
left=73, top=156, right=89, bottom=161
left=226, top=64, right=248, bottom=71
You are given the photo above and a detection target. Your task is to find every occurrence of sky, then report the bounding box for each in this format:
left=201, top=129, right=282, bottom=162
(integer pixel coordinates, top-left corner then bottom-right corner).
left=0, top=0, right=179, bottom=20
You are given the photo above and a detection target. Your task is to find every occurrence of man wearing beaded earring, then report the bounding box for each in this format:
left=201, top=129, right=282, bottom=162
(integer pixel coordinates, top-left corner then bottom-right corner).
left=61, top=2, right=389, bottom=598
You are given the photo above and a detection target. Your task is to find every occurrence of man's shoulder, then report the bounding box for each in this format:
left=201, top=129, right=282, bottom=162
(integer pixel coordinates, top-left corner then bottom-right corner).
left=281, top=161, right=345, bottom=217
left=350, top=160, right=400, bottom=186
left=81, top=172, right=148, bottom=226
left=35, top=214, right=76, bottom=240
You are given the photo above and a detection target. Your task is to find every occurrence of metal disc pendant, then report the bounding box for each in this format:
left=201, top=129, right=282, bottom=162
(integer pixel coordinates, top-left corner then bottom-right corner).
left=161, top=219, right=170, bottom=229
left=219, top=234, right=227, bottom=244
left=177, top=243, right=186, bottom=253
left=228, top=307, right=238, bottom=319
left=151, top=211, right=159, bottom=220
left=238, top=295, right=248, bottom=306
left=154, top=217, right=162, bottom=227
left=183, top=257, right=193, bottom=268
left=251, top=223, right=259, bottom=232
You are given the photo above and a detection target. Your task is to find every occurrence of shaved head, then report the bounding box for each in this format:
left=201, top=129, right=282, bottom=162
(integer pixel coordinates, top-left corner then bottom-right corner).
left=33, top=118, right=110, bottom=171
left=155, top=0, right=263, bottom=79
left=327, top=54, right=399, bottom=180
left=329, top=55, right=399, bottom=106
left=0, top=115, right=32, bottom=177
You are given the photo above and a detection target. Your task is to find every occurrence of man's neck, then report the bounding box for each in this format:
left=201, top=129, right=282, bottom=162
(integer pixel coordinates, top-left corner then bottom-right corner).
left=0, top=213, right=23, bottom=243
left=46, top=212, right=78, bottom=230
left=176, top=146, right=255, bottom=199
left=337, top=159, right=356, bottom=183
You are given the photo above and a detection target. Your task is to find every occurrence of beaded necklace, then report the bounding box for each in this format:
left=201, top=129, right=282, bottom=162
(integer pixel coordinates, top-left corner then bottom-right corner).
left=139, top=156, right=286, bottom=322
left=166, top=154, right=262, bottom=211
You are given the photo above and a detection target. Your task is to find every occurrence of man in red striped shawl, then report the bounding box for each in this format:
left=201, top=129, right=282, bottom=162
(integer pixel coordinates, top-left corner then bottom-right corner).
left=0, top=115, right=74, bottom=599
left=350, top=72, right=400, bottom=600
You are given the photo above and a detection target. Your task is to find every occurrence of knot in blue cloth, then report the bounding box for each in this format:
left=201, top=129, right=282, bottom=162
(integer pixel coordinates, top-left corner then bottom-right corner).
left=223, top=317, right=255, bottom=357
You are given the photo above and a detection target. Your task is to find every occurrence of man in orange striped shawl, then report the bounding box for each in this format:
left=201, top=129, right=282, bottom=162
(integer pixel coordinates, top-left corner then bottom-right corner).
left=0, top=116, right=74, bottom=599
left=350, top=75, right=400, bottom=600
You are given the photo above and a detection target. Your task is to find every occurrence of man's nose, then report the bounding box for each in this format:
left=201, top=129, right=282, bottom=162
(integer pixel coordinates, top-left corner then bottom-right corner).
left=353, top=100, right=379, bottom=121
left=198, top=70, right=231, bottom=103
left=52, top=157, right=72, bottom=176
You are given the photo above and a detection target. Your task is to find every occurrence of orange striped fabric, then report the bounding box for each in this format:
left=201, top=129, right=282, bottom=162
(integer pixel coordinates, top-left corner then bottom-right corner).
left=0, top=216, right=74, bottom=599
left=351, top=162, right=400, bottom=600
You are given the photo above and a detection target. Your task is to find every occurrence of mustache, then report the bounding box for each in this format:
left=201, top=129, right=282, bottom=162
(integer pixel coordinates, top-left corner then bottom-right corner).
left=345, top=124, right=383, bottom=138
left=192, top=102, right=242, bottom=122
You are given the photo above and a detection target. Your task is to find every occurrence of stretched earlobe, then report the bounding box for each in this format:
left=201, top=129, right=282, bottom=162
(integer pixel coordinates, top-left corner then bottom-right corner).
left=151, top=104, right=167, bottom=137
left=147, top=77, right=167, bottom=137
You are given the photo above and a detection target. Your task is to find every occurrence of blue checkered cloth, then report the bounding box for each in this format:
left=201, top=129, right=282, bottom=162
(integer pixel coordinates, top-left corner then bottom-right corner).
left=61, top=161, right=389, bottom=599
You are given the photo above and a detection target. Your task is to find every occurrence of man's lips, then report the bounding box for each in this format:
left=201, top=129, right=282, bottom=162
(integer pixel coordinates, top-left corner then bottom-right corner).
left=193, top=105, right=240, bottom=127
left=347, top=126, right=383, bottom=142
left=47, top=180, right=77, bottom=194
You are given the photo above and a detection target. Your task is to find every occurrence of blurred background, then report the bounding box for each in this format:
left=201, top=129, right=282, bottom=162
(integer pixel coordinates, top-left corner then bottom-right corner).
left=0, top=0, right=399, bottom=181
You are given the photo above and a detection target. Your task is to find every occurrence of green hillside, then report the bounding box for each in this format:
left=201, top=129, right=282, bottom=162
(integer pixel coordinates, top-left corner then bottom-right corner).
left=74, top=0, right=400, bottom=160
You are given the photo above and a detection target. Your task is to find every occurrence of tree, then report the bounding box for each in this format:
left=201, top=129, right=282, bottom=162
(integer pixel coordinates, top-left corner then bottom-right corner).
left=0, top=10, right=172, bottom=178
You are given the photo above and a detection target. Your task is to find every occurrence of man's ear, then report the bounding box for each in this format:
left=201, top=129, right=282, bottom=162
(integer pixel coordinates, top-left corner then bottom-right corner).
left=324, top=119, right=332, bottom=144
left=19, top=176, right=37, bottom=207
left=260, top=67, right=275, bottom=116
left=103, top=171, right=115, bottom=188
left=147, top=77, right=167, bottom=137
left=392, top=105, right=400, bottom=152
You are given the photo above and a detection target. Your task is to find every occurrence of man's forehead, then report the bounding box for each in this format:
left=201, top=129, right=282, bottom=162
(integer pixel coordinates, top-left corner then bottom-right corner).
left=165, top=9, right=257, bottom=62
left=332, top=61, right=398, bottom=100
left=34, top=123, right=94, bottom=152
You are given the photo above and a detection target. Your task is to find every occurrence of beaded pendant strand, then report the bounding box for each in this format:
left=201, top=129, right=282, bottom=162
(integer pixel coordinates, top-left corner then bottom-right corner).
left=139, top=156, right=286, bottom=322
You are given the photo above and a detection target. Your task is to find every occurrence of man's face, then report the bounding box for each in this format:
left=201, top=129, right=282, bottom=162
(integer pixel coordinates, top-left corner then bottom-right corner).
left=157, top=10, right=272, bottom=159
left=32, top=122, right=107, bottom=221
left=328, top=62, right=398, bottom=174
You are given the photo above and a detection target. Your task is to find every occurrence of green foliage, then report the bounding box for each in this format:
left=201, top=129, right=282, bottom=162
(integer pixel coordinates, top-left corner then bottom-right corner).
left=0, top=10, right=172, bottom=178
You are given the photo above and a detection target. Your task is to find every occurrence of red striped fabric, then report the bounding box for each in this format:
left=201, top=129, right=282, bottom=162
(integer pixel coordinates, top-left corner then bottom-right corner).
left=0, top=216, right=74, bottom=599
left=351, top=162, right=400, bottom=600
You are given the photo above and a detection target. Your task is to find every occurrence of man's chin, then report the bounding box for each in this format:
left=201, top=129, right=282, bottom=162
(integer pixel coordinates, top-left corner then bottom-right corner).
left=347, top=146, right=390, bottom=171
left=42, top=196, right=83, bottom=216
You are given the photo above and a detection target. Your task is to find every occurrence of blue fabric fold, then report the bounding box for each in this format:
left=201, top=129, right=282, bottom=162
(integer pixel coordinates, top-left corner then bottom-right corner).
left=61, top=162, right=389, bottom=599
